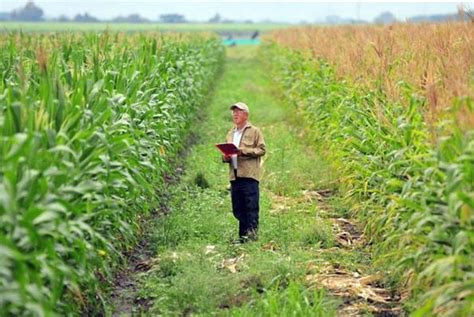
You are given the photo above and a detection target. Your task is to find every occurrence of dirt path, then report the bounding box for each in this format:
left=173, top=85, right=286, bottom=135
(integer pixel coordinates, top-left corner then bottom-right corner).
left=270, top=188, right=403, bottom=316
left=108, top=168, right=184, bottom=315
left=315, top=207, right=402, bottom=315
left=108, top=207, right=166, bottom=315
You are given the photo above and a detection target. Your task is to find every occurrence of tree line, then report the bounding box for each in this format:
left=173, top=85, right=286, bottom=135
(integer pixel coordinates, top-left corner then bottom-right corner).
left=0, top=1, right=248, bottom=24
left=0, top=1, right=470, bottom=25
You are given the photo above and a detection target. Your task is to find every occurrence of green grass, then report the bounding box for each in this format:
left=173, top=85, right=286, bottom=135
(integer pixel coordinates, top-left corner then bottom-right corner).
left=128, top=46, right=370, bottom=316
left=0, top=21, right=289, bottom=33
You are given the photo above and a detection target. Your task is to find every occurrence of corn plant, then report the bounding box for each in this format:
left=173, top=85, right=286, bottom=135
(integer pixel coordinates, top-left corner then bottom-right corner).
left=0, top=32, right=224, bottom=315
left=263, top=43, right=473, bottom=316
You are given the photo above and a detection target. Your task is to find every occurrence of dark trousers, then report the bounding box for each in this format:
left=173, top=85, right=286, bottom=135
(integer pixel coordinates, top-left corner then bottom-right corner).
left=230, top=178, right=259, bottom=240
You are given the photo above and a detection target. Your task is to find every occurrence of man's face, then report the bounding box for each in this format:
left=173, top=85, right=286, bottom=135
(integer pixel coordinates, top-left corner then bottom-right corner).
left=232, top=108, right=248, bottom=126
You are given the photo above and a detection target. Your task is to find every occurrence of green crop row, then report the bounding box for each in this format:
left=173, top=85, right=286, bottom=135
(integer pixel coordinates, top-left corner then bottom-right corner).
left=0, top=32, right=224, bottom=315
left=263, top=44, right=473, bottom=316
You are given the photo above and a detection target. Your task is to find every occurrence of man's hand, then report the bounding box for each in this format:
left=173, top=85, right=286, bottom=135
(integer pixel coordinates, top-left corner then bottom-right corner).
left=223, top=150, right=242, bottom=162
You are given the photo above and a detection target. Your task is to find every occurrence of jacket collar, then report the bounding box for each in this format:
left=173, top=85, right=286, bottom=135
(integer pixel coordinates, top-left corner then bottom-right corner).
left=233, top=122, right=252, bottom=132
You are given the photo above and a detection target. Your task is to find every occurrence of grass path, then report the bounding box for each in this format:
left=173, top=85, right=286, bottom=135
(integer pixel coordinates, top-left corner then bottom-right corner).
left=111, top=47, right=401, bottom=316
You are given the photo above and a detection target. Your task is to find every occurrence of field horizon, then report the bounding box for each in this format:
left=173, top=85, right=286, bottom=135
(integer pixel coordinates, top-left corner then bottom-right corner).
left=0, top=21, right=290, bottom=33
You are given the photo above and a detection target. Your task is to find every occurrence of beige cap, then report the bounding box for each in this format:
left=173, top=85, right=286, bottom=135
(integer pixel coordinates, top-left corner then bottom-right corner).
left=230, top=102, right=249, bottom=113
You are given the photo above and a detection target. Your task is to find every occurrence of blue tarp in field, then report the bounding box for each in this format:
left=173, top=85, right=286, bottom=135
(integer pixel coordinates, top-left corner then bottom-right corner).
left=223, top=39, right=260, bottom=46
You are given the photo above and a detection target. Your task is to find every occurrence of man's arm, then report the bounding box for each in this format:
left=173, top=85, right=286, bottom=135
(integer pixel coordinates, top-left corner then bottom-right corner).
left=240, top=129, right=266, bottom=158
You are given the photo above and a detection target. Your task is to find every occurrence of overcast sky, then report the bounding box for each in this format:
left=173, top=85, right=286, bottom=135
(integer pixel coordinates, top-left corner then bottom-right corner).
left=0, top=1, right=469, bottom=23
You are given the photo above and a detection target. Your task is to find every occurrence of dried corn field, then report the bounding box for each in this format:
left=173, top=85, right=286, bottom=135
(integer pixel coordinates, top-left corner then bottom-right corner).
left=269, top=22, right=474, bottom=128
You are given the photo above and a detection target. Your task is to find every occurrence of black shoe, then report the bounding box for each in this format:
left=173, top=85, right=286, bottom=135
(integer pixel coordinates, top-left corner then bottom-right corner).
left=243, top=230, right=258, bottom=242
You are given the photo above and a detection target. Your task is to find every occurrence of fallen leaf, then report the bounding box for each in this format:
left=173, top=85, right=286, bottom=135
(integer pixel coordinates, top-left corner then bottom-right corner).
left=205, top=245, right=216, bottom=255
left=221, top=253, right=246, bottom=273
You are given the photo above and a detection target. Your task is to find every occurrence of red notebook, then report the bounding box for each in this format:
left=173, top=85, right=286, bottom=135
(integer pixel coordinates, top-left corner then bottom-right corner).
left=215, top=143, right=239, bottom=155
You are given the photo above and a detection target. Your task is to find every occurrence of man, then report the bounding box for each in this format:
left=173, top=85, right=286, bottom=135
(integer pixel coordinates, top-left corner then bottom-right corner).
left=223, top=102, right=266, bottom=242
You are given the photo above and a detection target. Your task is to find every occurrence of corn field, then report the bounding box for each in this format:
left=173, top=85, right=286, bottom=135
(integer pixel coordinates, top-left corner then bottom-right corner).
left=0, top=32, right=224, bottom=315
left=265, top=22, right=473, bottom=315
left=268, top=22, right=474, bottom=129
left=1, top=20, right=473, bottom=316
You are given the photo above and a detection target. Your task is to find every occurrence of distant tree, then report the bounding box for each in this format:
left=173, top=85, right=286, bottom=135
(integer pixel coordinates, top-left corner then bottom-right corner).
left=111, top=15, right=125, bottom=23
left=325, top=15, right=343, bottom=24
left=74, top=13, right=100, bottom=23
left=159, top=14, right=186, bottom=23
left=408, top=14, right=458, bottom=23
left=11, top=1, right=44, bottom=21
left=349, top=19, right=367, bottom=25
left=324, top=15, right=366, bottom=25
left=208, top=13, right=221, bottom=23
left=0, top=12, right=10, bottom=21
left=126, top=13, right=149, bottom=23
left=112, top=13, right=149, bottom=23
left=58, top=15, right=70, bottom=22
left=374, top=11, right=397, bottom=24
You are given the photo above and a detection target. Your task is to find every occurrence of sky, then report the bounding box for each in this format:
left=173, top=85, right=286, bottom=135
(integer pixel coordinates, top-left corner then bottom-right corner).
left=0, top=1, right=470, bottom=23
